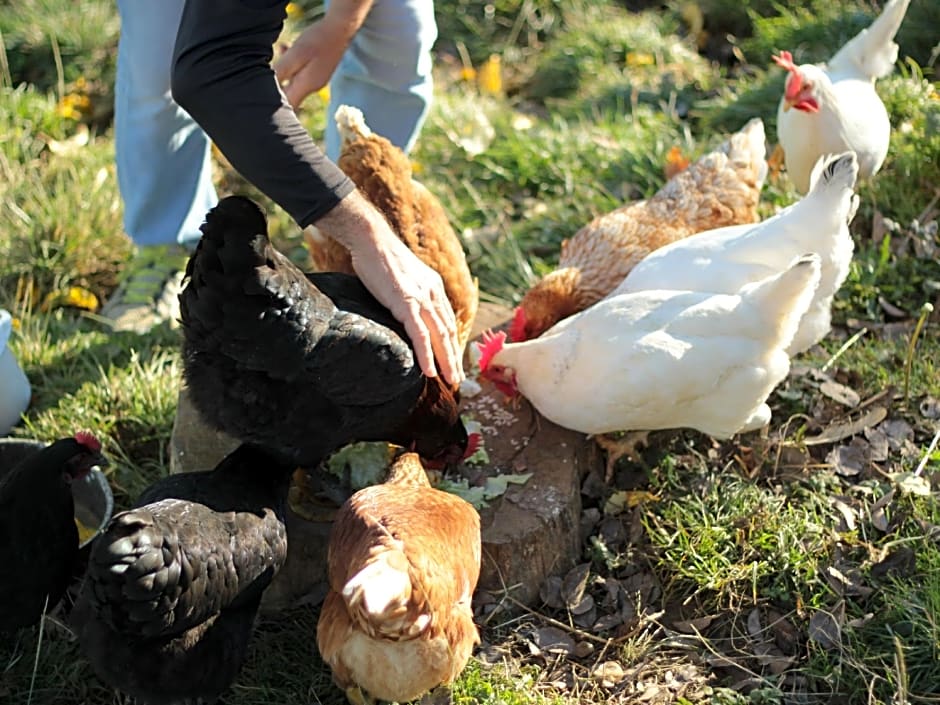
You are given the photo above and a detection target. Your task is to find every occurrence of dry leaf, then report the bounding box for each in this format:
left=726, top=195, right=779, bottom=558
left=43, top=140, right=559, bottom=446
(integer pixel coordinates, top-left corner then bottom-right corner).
left=673, top=615, right=716, bottom=634
left=820, top=380, right=860, bottom=408
left=604, top=490, right=660, bottom=515
left=830, top=497, right=858, bottom=532
left=880, top=419, right=914, bottom=450
left=826, top=438, right=870, bottom=476
left=804, top=406, right=888, bottom=446
left=825, top=565, right=873, bottom=598
left=808, top=603, right=844, bottom=650
left=893, top=472, right=931, bottom=496
left=592, top=661, right=626, bottom=687
left=747, top=608, right=763, bottom=639
left=664, top=145, right=691, bottom=180
left=540, top=575, right=563, bottom=609
left=863, top=426, right=890, bottom=462
left=561, top=563, right=591, bottom=609
left=869, top=489, right=895, bottom=532
left=533, top=626, right=576, bottom=655
left=870, top=546, right=916, bottom=579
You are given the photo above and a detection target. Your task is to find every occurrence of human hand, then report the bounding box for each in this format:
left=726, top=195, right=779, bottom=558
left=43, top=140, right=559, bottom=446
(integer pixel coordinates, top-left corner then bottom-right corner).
left=273, top=18, right=344, bottom=109
left=274, top=1, right=374, bottom=109
left=314, top=191, right=464, bottom=386
left=350, top=232, right=465, bottom=386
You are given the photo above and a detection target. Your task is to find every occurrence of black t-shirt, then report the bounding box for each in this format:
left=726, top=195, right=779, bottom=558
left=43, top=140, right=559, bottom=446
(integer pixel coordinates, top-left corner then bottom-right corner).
left=172, top=0, right=355, bottom=228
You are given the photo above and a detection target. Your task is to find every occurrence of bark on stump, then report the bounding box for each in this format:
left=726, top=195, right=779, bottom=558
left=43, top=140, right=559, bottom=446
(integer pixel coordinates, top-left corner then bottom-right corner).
left=168, top=302, right=596, bottom=611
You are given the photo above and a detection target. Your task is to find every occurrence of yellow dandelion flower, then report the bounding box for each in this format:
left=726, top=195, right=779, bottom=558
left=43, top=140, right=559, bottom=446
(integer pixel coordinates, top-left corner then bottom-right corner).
left=41, top=286, right=100, bottom=313
left=410, top=160, right=423, bottom=175
left=459, top=66, right=477, bottom=82
left=11, top=317, right=21, bottom=332
left=625, top=51, right=655, bottom=67
left=285, top=2, right=302, bottom=19
left=317, top=84, right=331, bottom=103
left=477, top=54, right=502, bottom=95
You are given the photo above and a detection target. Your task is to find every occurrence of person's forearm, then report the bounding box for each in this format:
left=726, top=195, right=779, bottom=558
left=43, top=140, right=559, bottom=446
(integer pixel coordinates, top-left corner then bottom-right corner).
left=172, top=0, right=354, bottom=227
left=322, top=0, right=374, bottom=44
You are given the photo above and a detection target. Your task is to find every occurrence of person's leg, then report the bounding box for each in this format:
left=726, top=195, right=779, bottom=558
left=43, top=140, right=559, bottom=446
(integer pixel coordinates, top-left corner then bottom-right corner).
left=323, top=0, right=437, bottom=160
left=114, top=0, right=216, bottom=251
left=106, top=0, right=217, bottom=332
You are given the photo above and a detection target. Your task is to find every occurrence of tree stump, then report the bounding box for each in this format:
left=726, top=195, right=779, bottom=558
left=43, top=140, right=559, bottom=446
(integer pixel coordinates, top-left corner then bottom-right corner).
left=168, top=302, right=597, bottom=611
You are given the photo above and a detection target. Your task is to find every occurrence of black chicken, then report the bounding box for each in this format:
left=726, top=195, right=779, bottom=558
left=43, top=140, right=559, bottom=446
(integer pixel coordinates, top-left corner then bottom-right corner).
left=178, top=196, right=469, bottom=468
left=0, top=431, right=106, bottom=632
left=71, top=443, right=293, bottom=705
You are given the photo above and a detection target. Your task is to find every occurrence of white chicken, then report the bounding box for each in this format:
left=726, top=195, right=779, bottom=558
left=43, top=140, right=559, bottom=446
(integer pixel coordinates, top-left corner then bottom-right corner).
left=476, top=255, right=822, bottom=439
left=773, top=0, right=910, bottom=193
left=611, top=152, right=859, bottom=355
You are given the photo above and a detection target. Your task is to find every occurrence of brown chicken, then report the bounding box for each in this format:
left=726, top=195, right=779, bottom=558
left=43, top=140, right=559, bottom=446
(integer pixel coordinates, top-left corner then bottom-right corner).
left=305, top=105, right=479, bottom=352
left=317, top=451, right=481, bottom=705
left=510, top=117, right=768, bottom=342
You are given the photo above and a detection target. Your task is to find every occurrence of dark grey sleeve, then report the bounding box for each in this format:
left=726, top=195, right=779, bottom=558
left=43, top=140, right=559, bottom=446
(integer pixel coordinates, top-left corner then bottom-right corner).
left=171, top=0, right=355, bottom=227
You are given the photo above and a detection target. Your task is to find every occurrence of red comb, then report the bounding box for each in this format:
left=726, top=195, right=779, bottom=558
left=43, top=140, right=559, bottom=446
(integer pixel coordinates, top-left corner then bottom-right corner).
left=475, top=329, right=507, bottom=373
left=509, top=307, right=528, bottom=343
left=74, top=430, right=101, bottom=452
left=463, top=432, right=482, bottom=460
left=772, top=50, right=797, bottom=72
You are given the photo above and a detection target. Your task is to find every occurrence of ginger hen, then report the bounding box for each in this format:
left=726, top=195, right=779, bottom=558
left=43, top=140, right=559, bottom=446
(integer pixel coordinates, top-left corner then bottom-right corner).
left=317, top=451, right=481, bottom=705
left=305, top=105, right=479, bottom=352
left=511, top=118, right=768, bottom=342
left=179, top=196, right=469, bottom=469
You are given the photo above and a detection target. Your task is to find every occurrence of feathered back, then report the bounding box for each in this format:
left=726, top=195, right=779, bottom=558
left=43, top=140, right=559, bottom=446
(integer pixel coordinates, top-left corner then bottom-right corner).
left=308, top=106, right=479, bottom=352
left=317, top=450, right=481, bottom=701
left=512, top=119, right=768, bottom=341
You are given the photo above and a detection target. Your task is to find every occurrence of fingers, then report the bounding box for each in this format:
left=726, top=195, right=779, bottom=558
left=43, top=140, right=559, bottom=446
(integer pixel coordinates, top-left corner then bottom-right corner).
left=402, top=305, right=438, bottom=381
left=423, top=298, right=462, bottom=386
left=403, top=293, right=463, bottom=386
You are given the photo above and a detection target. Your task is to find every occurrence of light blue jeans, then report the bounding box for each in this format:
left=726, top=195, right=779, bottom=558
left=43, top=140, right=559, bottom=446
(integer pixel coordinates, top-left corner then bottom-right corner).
left=114, top=0, right=437, bottom=250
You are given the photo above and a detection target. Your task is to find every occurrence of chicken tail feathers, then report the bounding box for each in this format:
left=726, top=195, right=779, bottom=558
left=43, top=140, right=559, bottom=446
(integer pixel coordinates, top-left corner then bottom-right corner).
left=739, top=254, right=822, bottom=351
left=826, top=0, right=910, bottom=80
left=335, top=104, right=373, bottom=147
left=726, top=117, right=769, bottom=190
left=342, top=549, right=429, bottom=639
left=806, top=152, right=861, bottom=228
left=86, top=508, right=180, bottom=636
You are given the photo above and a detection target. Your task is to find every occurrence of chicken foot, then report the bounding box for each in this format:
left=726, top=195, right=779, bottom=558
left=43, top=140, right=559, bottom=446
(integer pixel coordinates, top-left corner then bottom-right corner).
left=592, top=430, right=651, bottom=482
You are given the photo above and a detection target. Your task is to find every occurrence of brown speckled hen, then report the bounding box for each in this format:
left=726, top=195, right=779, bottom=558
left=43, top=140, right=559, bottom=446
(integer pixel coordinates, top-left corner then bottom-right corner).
left=71, top=443, right=293, bottom=705
left=178, top=196, right=469, bottom=469
left=317, top=451, right=481, bottom=704
left=0, top=431, right=106, bottom=632
left=305, top=105, right=479, bottom=353
left=511, top=118, right=768, bottom=342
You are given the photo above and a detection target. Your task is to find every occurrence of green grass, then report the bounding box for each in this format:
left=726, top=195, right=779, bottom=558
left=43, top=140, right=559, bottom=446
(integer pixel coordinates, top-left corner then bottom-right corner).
left=2, top=0, right=939, bottom=703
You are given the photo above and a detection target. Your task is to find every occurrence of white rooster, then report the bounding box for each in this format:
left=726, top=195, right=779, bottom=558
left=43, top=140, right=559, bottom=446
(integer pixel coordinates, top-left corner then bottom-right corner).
left=611, top=152, right=859, bottom=355
left=773, top=0, right=911, bottom=193
left=476, top=255, right=821, bottom=440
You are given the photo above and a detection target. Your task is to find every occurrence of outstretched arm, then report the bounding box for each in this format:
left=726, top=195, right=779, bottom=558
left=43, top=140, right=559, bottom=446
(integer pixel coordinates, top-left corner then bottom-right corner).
left=171, top=0, right=462, bottom=384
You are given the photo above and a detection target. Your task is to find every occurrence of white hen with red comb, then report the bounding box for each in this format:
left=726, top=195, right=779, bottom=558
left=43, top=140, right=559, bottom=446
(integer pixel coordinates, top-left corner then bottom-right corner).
left=477, top=255, right=822, bottom=439
left=774, top=0, right=910, bottom=193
